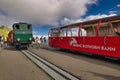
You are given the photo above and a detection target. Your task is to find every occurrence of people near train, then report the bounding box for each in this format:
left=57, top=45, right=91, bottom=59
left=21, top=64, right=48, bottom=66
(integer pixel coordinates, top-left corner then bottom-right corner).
left=114, top=28, right=120, bottom=36
left=0, top=36, right=4, bottom=48
left=32, top=37, right=35, bottom=42
left=4, top=36, right=8, bottom=48
left=40, top=36, right=43, bottom=44
left=43, top=37, right=47, bottom=44
left=31, top=37, right=35, bottom=47
left=35, top=36, right=40, bottom=48
left=0, top=36, right=1, bottom=48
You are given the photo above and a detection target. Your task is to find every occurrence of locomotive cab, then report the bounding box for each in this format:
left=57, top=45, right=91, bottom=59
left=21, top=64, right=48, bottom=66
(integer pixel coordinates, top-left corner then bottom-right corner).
left=13, top=23, right=33, bottom=49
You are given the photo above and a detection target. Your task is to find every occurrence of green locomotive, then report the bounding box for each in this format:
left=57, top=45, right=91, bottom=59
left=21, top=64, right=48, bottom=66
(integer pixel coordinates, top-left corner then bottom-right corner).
left=12, top=22, right=33, bottom=49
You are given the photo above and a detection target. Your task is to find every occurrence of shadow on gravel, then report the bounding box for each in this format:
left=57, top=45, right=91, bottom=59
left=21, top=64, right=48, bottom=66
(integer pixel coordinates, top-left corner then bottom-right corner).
left=41, top=46, right=120, bottom=65
left=86, top=71, right=120, bottom=80
left=59, top=49, right=120, bottom=65
left=3, top=46, right=17, bottom=51
left=4, top=45, right=29, bottom=51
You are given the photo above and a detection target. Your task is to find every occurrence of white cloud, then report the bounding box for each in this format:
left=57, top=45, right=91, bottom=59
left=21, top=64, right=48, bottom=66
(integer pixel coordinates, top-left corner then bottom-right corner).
left=109, top=11, right=117, bottom=14
left=0, top=0, right=97, bottom=26
left=61, top=18, right=82, bottom=25
left=83, top=14, right=117, bottom=21
left=61, top=13, right=117, bottom=25
left=117, top=4, right=120, bottom=7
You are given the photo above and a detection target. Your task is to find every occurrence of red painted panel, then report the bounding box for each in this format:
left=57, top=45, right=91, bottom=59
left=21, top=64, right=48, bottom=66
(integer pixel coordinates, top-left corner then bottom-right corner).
left=8, top=30, right=13, bottom=44
left=49, top=36, right=120, bottom=58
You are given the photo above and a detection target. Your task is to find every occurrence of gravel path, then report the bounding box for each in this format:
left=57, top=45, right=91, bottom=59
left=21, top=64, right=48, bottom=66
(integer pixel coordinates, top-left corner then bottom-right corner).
left=30, top=47, right=120, bottom=80
left=0, top=48, right=52, bottom=80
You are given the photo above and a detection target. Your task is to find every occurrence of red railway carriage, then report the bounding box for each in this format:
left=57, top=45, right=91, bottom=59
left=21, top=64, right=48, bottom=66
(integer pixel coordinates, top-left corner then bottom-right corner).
left=8, top=30, right=13, bottom=45
left=48, top=15, right=120, bottom=59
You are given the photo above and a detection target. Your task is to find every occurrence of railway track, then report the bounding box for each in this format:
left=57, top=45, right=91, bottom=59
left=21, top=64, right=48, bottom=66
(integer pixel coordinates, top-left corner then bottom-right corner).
left=22, top=50, right=80, bottom=80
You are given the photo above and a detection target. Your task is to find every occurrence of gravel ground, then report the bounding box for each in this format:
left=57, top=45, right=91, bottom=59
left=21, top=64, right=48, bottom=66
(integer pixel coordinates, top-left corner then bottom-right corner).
left=29, top=47, right=120, bottom=80
left=0, top=48, right=52, bottom=80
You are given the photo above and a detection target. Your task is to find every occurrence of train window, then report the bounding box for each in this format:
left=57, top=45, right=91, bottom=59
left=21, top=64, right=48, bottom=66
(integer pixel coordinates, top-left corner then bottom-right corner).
left=85, top=26, right=96, bottom=36
left=98, top=21, right=120, bottom=36
left=59, top=29, right=64, bottom=37
left=112, top=22, right=120, bottom=36
left=67, top=25, right=96, bottom=37
left=28, top=25, right=31, bottom=29
left=67, top=28, right=72, bottom=37
left=99, top=25, right=113, bottom=36
left=60, top=28, right=67, bottom=37
left=71, top=28, right=78, bottom=36
left=15, top=24, right=19, bottom=29
left=80, top=28, right=87, bottom=36
left=51, top=30, right=59, bottom=37
left=48, top=30, right=51, bottom=37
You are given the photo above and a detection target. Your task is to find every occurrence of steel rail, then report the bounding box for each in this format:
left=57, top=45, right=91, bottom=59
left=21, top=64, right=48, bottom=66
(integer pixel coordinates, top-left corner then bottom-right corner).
left=22, top=50, right=80, bottom=80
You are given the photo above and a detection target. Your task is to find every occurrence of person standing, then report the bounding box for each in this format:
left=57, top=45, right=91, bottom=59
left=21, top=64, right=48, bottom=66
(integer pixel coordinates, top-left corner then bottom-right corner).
left=35, top=37, right=40, bottom=48
left=40, top=36, right=43, bottom=44
left=0, top=36, right=1, bottom=48
left=31, top=37, right=35, bottom=47
left=40, top=36, right=43, bottom=47
left=4, top=36, right=8, bottom=48
left=43, top=37, right=47, bottom=44
left=1, top=36, right=4, bottom=48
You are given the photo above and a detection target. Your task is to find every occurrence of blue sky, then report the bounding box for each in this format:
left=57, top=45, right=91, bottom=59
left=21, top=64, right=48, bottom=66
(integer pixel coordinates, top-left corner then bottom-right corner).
left=32, top=0, right=120, bottom=36
left=86, top=0, right=120, bottom=15
left=0, top=0, right=120, bottom=37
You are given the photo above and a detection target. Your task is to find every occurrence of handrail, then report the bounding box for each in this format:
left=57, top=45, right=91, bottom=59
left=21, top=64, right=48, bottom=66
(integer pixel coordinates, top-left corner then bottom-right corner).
left=96, top=20, right=101, bottom=36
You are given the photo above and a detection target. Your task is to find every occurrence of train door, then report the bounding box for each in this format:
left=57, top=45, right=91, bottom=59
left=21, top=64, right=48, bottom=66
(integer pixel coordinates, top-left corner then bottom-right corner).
left=59, top=27, right=69, bottom=49
left=48, top=28, right=60, bottom=47
left=98, top=21, right=120, bottom=58
left=77, top=25, right=98, bottom=52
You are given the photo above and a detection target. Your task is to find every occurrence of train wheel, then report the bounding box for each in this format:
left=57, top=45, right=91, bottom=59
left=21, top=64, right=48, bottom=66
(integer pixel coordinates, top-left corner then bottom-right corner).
left=15, top=45, right=17, bottom=49
left=118, top=59, right=120, bottom=62
left=23, top=45, right=28, bottom=50
left=25, top=47, right=28, bottom=50
left=16, top=45, right=20, bottom=50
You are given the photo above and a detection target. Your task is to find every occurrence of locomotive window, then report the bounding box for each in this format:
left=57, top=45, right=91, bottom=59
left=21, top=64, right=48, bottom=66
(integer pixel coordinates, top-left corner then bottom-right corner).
left=28, top=25, right=31, bottom=29
left=20, top=24, right=29, bottom=30
left=15, top=24, right=19, bottom=29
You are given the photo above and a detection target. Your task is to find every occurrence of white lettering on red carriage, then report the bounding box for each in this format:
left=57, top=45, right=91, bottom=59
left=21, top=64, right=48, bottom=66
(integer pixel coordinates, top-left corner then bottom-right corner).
left=101, top=46, right=116, bottom=51
left=73, top=44, right=82, bottom=47
left=82, top=45, right=101, bottom=50
left=70, top=38, right=116, bottom=52
left=70, top=38, right=77, bottom=46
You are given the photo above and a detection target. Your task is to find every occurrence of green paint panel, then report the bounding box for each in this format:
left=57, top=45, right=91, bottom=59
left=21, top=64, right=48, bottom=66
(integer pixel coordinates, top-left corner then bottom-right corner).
left=13, top=23, right=33, bottom=43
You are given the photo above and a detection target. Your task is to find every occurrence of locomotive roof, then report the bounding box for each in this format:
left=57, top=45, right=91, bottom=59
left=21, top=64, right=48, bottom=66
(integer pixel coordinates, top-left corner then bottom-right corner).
left=13, top=22, right=31, bottom=25
left=51, top=15, right=120, bottom=30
